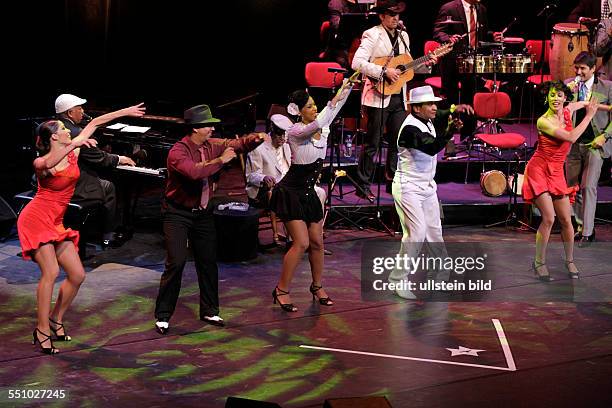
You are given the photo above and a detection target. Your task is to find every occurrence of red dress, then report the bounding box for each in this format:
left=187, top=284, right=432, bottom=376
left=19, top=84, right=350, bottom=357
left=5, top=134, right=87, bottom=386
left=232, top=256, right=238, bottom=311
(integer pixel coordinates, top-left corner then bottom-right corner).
left=17, top=151, right=80, bottom=260
left=522, top=108, right=578, bottom=204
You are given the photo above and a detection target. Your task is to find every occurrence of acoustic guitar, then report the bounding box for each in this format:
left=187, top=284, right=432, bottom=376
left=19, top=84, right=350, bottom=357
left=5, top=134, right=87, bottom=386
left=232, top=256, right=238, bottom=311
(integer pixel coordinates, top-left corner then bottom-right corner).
left=370, top=34, right=465, bottom=96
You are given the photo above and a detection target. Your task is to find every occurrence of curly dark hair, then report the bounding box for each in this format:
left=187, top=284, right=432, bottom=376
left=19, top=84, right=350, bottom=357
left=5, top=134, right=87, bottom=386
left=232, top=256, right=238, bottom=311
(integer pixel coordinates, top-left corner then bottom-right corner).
left=35, top=120, right=62, bottom=155
left=288, top=89, right=310, bottom=112
left=538, top=80, right=574, bottom=107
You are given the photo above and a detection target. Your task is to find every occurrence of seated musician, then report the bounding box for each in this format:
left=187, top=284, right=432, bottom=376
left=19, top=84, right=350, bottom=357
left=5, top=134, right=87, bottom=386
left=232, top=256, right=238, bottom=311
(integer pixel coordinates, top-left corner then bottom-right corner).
left=245, top=114, right=293, bottom=245
left=432, top=0, right=502, bottom=157
left=55, top=94, right=136, bottom=248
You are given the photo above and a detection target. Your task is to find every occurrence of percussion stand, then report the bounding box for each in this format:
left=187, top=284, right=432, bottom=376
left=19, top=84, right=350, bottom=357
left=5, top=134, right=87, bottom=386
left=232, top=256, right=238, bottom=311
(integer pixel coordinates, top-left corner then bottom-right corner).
left=485, top=151, right=534, bottom=230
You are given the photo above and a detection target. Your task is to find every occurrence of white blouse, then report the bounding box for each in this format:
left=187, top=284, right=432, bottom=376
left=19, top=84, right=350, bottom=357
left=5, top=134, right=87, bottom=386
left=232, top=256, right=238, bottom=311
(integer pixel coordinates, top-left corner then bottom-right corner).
left=286, top=85, right=353, bottom=165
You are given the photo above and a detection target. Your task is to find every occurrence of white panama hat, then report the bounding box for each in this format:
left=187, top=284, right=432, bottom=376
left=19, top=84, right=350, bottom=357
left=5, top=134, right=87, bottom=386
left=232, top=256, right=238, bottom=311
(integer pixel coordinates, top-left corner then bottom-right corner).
left=407, top=86, right=443, bottom=104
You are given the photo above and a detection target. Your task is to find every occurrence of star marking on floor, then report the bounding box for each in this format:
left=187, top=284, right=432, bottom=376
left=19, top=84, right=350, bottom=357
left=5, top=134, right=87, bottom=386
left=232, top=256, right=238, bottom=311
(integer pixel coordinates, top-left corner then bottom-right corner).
left=446, top=346, right=485, bottom=357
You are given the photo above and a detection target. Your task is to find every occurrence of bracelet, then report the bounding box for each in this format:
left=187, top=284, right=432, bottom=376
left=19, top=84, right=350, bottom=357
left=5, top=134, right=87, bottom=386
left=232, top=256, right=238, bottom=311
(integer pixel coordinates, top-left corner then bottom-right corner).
left=450, top=104, right=457, bottom=114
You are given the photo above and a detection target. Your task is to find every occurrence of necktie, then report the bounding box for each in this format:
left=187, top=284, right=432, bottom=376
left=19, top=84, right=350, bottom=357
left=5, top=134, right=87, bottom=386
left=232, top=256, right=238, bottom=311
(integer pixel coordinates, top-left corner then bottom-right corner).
left=198, top=146, right=210, bottom=209
left=469, top=6, right=477, bottom=49
left=603, top=0, right=610, bottom=19
left=579, top=82, right=587, bottom=102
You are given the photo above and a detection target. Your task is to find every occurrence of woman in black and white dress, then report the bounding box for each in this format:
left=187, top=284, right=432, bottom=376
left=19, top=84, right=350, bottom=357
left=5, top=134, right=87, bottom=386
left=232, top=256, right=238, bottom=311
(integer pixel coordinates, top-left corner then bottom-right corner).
left=270, top=80, right=354, bottom=312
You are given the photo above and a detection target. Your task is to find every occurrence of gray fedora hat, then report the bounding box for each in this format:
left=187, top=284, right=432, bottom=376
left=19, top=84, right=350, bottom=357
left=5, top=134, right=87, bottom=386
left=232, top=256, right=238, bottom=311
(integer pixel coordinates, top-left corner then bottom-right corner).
left=184, top=104, right=221, bottom=126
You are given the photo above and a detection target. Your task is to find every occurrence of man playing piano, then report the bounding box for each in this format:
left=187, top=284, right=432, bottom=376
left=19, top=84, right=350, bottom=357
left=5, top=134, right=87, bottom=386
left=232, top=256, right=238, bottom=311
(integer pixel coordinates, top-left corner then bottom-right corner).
left=55, top=93, right=136, bottom=248
left=154, top=104, right=264, bottom=333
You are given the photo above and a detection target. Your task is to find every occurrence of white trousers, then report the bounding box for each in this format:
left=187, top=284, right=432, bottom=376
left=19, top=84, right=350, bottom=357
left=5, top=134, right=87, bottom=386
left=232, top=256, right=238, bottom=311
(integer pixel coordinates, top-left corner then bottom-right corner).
left=390, top=180, right=449, bottom=283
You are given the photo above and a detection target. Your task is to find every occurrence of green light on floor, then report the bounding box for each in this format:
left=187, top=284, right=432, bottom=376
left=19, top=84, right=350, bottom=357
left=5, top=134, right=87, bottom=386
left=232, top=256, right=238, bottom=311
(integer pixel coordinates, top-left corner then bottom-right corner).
left=153, top=364, right=197, bottom=380
left=91, top=367, right=147, bottom=384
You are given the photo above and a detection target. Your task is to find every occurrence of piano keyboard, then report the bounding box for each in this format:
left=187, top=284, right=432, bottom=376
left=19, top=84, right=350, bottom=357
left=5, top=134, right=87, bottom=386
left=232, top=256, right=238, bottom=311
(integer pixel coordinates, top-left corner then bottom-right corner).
left=116, top=165, right=165, bottom=176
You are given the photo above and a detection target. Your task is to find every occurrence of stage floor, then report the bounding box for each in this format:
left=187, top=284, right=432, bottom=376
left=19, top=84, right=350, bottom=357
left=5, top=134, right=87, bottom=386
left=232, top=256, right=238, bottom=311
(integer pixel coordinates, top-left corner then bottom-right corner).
left=0, top=224, right=611, bottom=407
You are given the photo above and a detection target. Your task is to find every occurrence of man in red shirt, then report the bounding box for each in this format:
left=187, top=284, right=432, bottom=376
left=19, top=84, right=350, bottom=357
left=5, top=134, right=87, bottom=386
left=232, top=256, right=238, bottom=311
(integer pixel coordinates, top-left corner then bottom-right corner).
left=154, top=104, right=264, bottom=333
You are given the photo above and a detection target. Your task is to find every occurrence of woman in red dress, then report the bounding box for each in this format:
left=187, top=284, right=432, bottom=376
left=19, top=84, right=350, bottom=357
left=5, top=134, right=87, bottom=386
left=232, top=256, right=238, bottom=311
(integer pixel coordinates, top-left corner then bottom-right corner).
left=522, top=80, right=600, bottom=281
left=18, top=103, right=145, bottom=354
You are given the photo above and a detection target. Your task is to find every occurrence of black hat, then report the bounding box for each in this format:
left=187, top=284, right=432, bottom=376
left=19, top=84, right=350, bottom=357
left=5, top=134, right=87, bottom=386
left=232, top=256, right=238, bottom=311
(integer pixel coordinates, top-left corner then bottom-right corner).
left=183, top=104, right=221, bottom=127
left=371, top=0, right=406, bottom=14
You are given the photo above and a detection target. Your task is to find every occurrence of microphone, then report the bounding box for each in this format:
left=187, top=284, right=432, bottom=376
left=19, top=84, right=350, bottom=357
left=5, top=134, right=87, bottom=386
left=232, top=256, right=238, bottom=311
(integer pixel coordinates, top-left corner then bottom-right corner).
left=397, top=20, right=406, bottom=31
left=536, top=4, right=557, bottom=17
left=81, top=113, right=92, bottom=124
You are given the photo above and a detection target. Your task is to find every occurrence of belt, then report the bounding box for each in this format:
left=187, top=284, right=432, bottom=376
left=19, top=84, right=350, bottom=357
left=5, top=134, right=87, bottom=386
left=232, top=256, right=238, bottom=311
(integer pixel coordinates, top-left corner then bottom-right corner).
left=166, top=199, right=206, bottom=213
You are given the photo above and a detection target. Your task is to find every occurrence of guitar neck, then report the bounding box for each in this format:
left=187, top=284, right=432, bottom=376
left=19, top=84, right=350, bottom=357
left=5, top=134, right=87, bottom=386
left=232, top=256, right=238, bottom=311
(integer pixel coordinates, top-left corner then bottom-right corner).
left=401, top=55, right=430, bottom=71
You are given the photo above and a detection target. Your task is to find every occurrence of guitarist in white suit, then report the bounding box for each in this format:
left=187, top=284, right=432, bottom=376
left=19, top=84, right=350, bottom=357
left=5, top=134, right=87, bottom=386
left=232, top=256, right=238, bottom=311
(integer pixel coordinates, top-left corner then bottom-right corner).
left=351, top=0, right=411, bottom=201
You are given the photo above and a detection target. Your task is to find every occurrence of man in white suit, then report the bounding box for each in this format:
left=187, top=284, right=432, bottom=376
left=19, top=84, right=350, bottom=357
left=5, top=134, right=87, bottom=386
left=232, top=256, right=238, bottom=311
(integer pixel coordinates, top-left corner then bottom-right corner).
left=246, top=114, right=293, bottom=244
left=352, top=0, right=414, bottom=201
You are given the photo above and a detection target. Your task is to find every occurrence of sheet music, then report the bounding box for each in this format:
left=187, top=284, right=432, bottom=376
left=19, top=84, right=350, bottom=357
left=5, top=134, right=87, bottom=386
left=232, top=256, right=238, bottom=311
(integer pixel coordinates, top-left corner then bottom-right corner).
left=120, top=125, right=151, bottom=133
left=107, top=123, right=129, bottom=130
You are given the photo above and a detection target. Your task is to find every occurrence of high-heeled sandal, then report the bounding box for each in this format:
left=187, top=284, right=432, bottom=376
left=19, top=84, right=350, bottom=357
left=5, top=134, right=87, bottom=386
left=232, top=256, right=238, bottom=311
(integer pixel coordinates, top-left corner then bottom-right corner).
left=49, top=317, right=71, bottom=341
left=532, top=260, right=553, bottom=282
left=272, top=286, right=298, bottom=312
left=309, top=283, right=334, bottom=306
left=32, top=329, right=59, bottom=355
left=564, top=260, right=580, bottom=279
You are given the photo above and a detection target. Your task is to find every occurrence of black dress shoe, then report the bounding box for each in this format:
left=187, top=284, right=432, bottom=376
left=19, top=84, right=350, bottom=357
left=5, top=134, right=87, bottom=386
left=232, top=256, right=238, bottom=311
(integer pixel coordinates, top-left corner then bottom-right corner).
left=201, top=315, right=225, bottom=327
left=155, top=320, right=169, bottom=335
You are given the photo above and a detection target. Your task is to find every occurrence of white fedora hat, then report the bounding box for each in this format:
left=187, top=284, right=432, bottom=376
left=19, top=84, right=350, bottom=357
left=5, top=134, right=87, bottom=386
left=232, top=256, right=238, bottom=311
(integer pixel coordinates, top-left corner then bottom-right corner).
left=55, top=93, right=87, bottom=114
left=407, top=86, right=443, bottom=104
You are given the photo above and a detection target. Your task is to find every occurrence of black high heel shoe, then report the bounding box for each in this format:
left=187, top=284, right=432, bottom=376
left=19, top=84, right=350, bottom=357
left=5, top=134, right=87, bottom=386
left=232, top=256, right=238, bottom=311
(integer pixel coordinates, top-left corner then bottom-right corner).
left=309, top=283, right=334, bottom=306
left=272, top=286, right=298, bottom=312
left=564, top=260, right=580, bottom=279
left=532, top=260, right=553, bottom=282
left=32, top=329, right=59, bottom=355
left=49, top=317, right=71, bottom=341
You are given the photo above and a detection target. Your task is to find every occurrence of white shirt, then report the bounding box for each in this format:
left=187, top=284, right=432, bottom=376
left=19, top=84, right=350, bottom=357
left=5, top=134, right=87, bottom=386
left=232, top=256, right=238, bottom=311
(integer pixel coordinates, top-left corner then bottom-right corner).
left=462, top=0, right=478, bottom=47
left=274, top=144, right=290, bottom=177
left=286, top=85, right=353, bottom=164
left=581, top=75, right=595, bottom=101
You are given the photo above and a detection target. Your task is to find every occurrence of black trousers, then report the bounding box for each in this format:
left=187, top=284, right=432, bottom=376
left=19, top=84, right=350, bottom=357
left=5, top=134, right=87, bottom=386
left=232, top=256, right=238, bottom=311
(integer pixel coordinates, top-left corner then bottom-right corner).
left=72, top=178, right=118, bottom=234
left=154, top=203, right=219, bottom=321
left=357, top=94, right=406, bottom=188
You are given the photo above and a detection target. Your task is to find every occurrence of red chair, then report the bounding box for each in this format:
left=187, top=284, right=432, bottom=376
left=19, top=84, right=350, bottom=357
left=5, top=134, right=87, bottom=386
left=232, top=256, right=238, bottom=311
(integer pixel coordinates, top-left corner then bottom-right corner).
left=319, top=21, right=331, bottom=59
left=518, top=40, right=552, bottom=122
left=526, top=40, right=552, bottom=85
left=424, top=41, right=442, bottom=90
left=464, top=92, right=526, bottom=184
left=305, top=62, right=345, bottom=89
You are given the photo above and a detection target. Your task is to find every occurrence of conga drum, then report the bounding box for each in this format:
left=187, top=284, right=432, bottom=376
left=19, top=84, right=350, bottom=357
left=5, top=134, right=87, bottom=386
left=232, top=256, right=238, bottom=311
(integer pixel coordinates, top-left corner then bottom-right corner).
left=480, top=170, right=507, bottom=197
left=550, top=23, right=589, bottom=81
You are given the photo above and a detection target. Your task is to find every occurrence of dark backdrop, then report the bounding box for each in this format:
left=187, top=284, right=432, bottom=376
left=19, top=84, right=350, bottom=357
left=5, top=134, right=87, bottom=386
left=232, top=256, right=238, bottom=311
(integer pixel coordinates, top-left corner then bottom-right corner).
left=4, top=0, right=579, bottom=196
left=9, top=0, right=579, bottom=119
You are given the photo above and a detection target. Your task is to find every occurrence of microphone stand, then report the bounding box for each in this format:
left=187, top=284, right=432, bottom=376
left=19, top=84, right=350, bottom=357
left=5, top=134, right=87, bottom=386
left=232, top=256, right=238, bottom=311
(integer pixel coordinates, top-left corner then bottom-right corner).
left=371, top=26, right=402, bottom=235
left=536, top=3, right=557, bottom=84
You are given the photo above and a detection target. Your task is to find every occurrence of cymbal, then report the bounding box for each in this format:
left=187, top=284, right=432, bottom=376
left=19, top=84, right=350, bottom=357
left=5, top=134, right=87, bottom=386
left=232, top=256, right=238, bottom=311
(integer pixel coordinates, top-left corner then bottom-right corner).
left=438, top=19, right=463, bottom=25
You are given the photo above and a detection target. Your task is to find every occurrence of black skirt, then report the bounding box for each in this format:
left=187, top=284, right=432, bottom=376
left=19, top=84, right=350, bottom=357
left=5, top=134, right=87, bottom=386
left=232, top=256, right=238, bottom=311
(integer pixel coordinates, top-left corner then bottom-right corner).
left=270, top=159, right=323, bottom=224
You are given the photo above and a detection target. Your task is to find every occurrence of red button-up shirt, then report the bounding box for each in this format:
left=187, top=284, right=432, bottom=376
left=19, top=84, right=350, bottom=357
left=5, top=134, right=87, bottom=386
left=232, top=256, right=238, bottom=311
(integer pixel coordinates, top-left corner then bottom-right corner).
left=165, top=134, right=263, bottom=209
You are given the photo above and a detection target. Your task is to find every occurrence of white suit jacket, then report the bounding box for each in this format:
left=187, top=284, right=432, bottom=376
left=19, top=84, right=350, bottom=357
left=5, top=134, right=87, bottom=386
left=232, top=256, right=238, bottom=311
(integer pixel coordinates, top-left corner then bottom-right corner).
left=245, top=138, right=292, bottom=199
left=351, top=24, right=411, bottom=109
